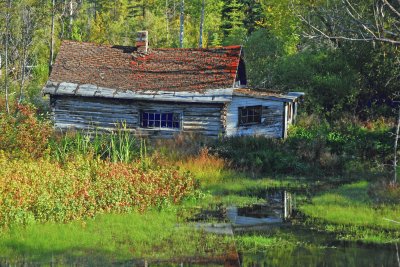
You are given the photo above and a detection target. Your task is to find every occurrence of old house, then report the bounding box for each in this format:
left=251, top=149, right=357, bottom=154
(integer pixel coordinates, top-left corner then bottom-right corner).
left=43, top=32, right=303, bottom=138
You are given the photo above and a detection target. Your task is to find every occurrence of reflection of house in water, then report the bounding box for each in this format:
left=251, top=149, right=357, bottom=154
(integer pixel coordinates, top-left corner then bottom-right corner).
left=227, top=190, right=294, bottom=226
left=43, top=31, right=303, bottom=138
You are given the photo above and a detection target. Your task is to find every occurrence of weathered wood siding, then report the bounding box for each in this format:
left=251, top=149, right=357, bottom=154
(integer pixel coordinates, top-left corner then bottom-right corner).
left=225, top=96, right=285, bottom=138
left=51, top=96, right=224, bottom=138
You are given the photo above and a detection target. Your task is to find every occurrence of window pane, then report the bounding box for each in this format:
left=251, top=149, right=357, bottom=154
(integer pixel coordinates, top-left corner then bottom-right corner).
left=239, top=106, right=262, bottom=126
left=141, top=112, right=180, bottom=129
left=167, top=113, right=173, bottom=121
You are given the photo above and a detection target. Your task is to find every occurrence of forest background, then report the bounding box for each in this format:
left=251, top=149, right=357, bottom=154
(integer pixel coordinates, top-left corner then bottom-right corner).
left=0, top=0, right=399, bottom=119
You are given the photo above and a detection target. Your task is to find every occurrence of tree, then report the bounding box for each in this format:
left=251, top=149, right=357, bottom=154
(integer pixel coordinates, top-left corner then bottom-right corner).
left=295, top=0, right=400, bottom=183
left=179, top=0, right=184, bottom=48
left=49, top=0, right=55, bottom=72
left=295, top=0, right=400, bottom=45
left=222, top=0, right=247, bottom=45
left=18, top=4, right=36, bottom=102
left=393, top=92, right=400, bottom=184
left=4, top=0, right=11, bottom=113
left=199, top=0, right=205, bottom=47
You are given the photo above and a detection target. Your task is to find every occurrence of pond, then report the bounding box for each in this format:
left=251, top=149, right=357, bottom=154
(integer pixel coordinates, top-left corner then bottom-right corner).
left=187, top=189, right=400, bottom=267
left=0, top=190, right=398, bottom=266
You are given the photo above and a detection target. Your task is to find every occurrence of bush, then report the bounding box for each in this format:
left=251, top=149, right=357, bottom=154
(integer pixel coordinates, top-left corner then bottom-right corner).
left=0, top=104, right=52, bottom=159
left=369, top=181, right=400, bottom=204
left=0, top=153, right=197, bottom=227
left=211, top=115, right=393, bottom=177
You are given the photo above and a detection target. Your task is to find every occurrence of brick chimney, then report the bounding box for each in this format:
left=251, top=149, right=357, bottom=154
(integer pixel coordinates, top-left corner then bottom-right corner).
left=136, top=31, right=148, bottom=53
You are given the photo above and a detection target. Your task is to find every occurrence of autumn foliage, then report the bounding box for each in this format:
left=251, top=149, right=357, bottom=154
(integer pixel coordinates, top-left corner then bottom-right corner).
left=0, top=104, right=197, bottom=227
left=0, top=154, right=196, bottom=227
left=0, top=104, right=52, bottom=158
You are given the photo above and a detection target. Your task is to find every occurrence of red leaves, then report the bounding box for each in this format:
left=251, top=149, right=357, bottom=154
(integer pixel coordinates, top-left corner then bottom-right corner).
left=0, top=104, right=52, bottom=159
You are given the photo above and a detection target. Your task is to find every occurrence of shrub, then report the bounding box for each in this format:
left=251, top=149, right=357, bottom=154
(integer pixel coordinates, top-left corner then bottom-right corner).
left=369, top=181, right=400, bottom=204
left=0, top=153, right=197, bottom=227
left=0, top=104, right=52, bottom=158
left=211, top=115, right=393, bottom=177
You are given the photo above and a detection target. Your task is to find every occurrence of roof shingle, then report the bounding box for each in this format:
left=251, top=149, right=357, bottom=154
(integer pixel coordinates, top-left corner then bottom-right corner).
left=49, top=41, right=242, bottom=93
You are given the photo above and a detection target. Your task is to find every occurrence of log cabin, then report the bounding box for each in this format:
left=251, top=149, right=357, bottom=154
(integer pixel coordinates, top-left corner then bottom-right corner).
left=43, top=31, right=304, bottom=138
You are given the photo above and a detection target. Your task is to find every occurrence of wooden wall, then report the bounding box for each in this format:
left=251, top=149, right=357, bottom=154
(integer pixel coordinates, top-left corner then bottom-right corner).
left=51, top=96, right=225, bottom=138
left=225, top=96, right=285, bottom=138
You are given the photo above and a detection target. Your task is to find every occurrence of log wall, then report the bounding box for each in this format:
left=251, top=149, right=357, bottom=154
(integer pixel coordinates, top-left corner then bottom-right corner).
left=225, top=96, right=285, bottom=138
left=51, top=96, right=225, bottom=138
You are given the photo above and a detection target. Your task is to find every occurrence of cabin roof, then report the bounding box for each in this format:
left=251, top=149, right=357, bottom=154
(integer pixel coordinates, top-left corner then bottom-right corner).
left=233, top=88, right=299, bottom=102
left=49, top=40, right=242, bottom=93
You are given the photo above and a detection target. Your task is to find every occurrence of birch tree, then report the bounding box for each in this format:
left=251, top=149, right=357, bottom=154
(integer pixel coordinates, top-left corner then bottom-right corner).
left=199, top=0, right=205, bottom=47
left=4, top=0, right=11, bottom=113
left=49, top=0, right=55, bottom=72
left=179, top=0, right=184, bottom=48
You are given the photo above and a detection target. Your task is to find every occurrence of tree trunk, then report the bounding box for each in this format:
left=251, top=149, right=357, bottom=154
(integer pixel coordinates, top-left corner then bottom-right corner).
left=394, top=105, right=400, bottom=183
left=4, top=0, right=11, bottom=114
left=19, top=44, right=27, bottom=103
left=68, top=0, right=73, bottom=38
left=199, top=0, right=205, bottom=48
left=165, top=0, right=169, bottom=44
left=179, top=0, right=184, bottom=48
left=49, top=0, right=55, bottom=72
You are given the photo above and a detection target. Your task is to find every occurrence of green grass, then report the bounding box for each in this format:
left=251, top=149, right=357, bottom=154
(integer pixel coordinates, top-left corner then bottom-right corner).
left=300, top=181, right=400, bottom=243
left=0, top=210, right=233, bottom=265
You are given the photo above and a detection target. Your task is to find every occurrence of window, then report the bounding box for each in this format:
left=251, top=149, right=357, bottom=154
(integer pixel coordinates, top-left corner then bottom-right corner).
left=141, top=111, right=181, bottom=129
left=238, top=106, right=262, bottom=126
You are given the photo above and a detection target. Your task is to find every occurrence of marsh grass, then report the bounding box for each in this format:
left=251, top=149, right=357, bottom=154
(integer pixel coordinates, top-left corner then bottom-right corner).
left=0, top=210, right=233, bottom=265
left=177, top=147, right=231, bottom=185
left=300, top=181, right=400, bottom=243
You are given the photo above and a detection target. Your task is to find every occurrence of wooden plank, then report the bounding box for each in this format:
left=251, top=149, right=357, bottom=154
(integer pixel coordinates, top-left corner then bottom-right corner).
left=52, top=95, right=224, bottom=138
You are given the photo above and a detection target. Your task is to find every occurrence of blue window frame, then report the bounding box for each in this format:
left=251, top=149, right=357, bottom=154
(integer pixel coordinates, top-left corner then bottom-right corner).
left=141, top=111, right=181, bottom=129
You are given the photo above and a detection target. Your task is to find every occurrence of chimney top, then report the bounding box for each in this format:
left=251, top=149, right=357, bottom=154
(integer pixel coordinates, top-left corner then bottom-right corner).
left=136, top=31, right=148, bottom=53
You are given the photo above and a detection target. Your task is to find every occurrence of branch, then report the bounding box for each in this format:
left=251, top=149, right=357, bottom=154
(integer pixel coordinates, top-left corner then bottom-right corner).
left=383, top=0, right=400, bottom=18
left=384, top=218, right=400, bottom=224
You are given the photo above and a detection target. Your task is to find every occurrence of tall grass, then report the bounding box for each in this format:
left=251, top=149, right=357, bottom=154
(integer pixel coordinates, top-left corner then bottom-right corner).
left=177, top=147, right=231, bottom=185
left=51, top=122, right=139, bottom=163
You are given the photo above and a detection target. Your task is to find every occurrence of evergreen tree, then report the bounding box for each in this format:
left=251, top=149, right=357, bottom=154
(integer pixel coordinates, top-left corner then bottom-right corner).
left=222, top=0, right=246, bottom=45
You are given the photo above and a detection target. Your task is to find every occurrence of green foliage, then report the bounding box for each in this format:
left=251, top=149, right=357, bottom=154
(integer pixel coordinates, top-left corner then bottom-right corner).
left=244, top=29, right=285, bottom=88
left=212, top=115, right=392, bottom=176
left=222, top=0, right=247, bottom=45
left=50, top=123, right=139, bottom=163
